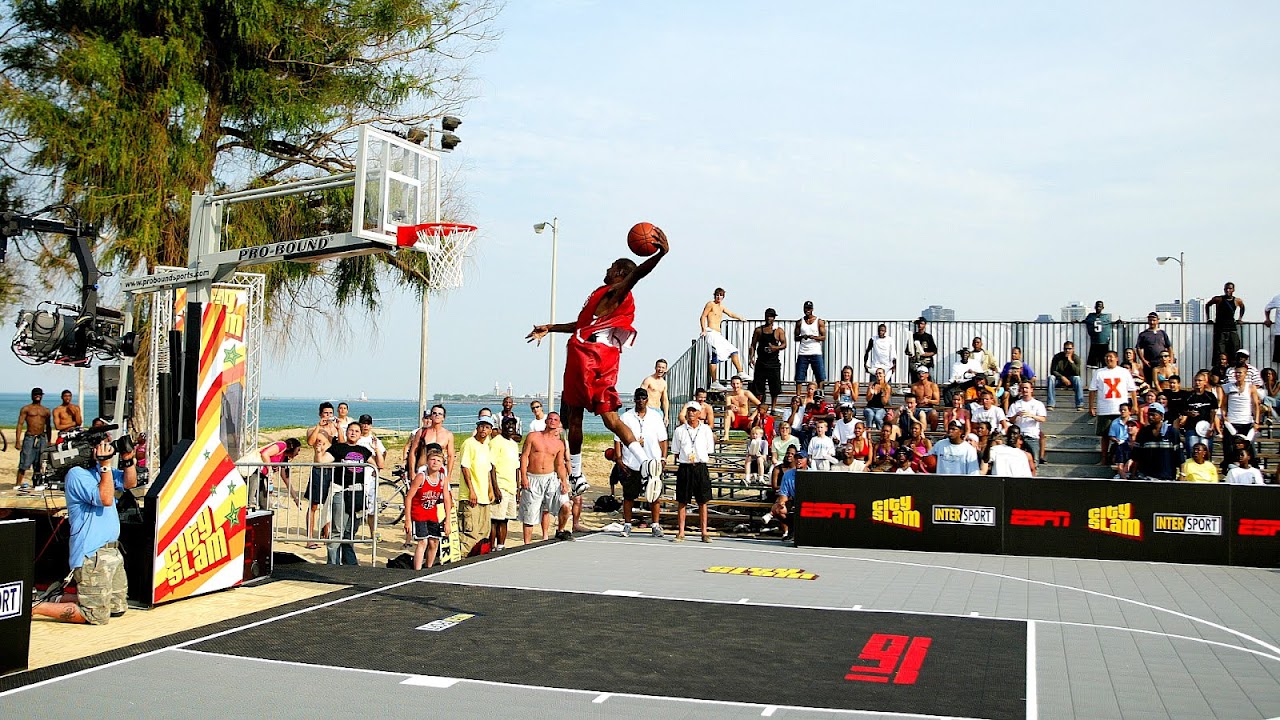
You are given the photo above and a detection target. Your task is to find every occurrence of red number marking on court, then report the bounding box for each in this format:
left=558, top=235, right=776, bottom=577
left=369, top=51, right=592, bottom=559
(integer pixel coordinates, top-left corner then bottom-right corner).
left=845, top=633, right=932, bottom=685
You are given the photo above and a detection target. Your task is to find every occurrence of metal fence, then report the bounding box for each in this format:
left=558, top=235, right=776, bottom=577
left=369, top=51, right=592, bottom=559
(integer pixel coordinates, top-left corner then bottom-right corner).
left=236, top=460, right=382, bottom=566
left=666, top=319, right=1273, bottom=431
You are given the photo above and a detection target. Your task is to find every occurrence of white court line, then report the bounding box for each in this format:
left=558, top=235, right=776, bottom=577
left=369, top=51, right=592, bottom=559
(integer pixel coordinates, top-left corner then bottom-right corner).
left=592, top=693, right=610, bottom=703
left=581, top=537, right=1280, bottom=661
left=1026, top=621, right=1038, bottom=720
left=0, top=542, right=558, bottom=699
left=419, top=577, right=1280, bottom=664
left=762, top=706, right=778, bottom=717
left=168, top=647, right=988, bottom=720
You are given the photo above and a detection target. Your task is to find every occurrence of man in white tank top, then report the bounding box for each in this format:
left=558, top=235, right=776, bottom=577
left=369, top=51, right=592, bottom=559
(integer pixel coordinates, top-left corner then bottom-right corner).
left=794, top=300, right=827, bottom=395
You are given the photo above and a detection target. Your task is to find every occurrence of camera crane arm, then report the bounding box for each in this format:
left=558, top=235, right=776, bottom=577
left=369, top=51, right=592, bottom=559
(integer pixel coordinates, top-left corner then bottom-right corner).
left=1, top=208, right=106, bottom=324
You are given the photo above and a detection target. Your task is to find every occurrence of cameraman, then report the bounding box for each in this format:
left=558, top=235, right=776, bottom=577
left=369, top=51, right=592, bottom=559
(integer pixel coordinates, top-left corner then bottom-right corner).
left=32, top=437, right=137, bottom=624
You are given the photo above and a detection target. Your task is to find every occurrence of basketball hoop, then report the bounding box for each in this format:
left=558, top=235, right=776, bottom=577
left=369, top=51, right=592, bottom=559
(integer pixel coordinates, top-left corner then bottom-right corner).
left=396, top=222, right=476, bottom=292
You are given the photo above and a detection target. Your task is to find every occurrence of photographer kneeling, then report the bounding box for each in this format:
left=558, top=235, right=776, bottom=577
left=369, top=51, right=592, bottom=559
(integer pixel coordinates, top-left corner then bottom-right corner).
left=33, top=436, right=137, bottom=624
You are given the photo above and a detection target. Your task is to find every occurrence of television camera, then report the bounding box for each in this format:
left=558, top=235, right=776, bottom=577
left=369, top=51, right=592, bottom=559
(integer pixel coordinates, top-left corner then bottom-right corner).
left=1, top=206, right=139, bottom=367
left=36, top=423, right=139, bottom=489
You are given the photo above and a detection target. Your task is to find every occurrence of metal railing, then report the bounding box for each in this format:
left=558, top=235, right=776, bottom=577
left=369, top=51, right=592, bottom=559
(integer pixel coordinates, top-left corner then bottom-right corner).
left=666, top=319, right=1273, bottom=432
left=236, top=460, right=381, bottom=566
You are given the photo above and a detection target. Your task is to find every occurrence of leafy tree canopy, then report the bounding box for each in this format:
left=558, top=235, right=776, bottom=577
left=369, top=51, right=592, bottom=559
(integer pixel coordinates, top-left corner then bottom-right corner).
left=0, top=0, right=497, bottom=315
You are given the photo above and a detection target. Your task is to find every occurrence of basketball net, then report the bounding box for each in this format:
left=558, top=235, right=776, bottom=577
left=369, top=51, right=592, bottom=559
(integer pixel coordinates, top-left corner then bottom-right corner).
left=395, top=222, right=476, bottom=293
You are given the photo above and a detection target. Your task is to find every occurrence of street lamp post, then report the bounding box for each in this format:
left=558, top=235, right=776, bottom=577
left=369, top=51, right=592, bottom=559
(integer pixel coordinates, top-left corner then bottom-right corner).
left=534, top=218, right=558, bottom=407
left=1155, top=252, right=1185, bottom=320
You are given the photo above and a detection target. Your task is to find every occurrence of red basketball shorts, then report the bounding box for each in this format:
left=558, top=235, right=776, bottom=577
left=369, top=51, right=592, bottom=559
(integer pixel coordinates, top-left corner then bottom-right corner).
left=562, top=338, right=622, bottom=415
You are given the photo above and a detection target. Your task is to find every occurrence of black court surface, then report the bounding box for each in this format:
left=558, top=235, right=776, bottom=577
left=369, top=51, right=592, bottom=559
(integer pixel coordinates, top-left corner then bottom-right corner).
left=3, top=534, right=1280, bottom=719
left=191, top=583, right=1027, bottom=719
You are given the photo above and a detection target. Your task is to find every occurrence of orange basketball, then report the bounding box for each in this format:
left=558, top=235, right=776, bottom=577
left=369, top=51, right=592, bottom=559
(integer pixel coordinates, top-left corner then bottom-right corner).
left=627, top=222, right=664, bottom=256
left=921, top=455, right=938, bottom=473
left=604, top=447, right=616, bottom=461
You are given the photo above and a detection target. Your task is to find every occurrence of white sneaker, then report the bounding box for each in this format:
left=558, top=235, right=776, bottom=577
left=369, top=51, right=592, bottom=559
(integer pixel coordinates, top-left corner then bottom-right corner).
left=570, top=475, right=589, bottom=497
left=641, top=458, right=663, bottom=480
left=620, top=523, right=631, bottom=538
left=652, top=524, right=664, bottom=538
left=739, top=370, right=752, bottom=381
left=710, top=381, right=728, bottom=391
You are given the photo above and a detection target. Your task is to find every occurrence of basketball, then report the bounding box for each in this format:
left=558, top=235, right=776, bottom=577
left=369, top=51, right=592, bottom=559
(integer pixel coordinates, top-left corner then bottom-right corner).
left=604, top=447, right=616, bottom=462
left=921, top=455, right=938, bottom=473
left=627, top=222, right=664, bottom=256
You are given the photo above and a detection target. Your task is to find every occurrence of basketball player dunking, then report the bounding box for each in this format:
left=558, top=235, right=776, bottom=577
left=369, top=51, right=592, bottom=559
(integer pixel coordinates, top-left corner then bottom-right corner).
left=526, top=229, right=669, bottom=491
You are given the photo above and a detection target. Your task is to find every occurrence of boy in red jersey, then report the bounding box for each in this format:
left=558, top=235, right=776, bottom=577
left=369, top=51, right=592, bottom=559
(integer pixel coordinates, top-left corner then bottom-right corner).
left=405, top=444, right=452, bottom=569
left=526, top=227, right=669, bottom=492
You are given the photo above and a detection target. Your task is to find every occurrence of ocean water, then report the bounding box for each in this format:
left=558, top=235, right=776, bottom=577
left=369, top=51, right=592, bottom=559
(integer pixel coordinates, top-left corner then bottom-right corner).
left=0, top=392, right=607, bottom=434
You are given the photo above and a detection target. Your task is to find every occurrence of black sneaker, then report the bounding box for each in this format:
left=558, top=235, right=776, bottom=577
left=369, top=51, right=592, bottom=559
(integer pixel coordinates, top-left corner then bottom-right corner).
left=110, top=610, right=126, bottom=618
left=554, top=530, right=575, bottom=541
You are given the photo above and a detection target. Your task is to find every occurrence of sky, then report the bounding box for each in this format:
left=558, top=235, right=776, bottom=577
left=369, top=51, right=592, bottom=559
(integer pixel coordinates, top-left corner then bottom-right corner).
left=3, top=0, right=1279, bottom=399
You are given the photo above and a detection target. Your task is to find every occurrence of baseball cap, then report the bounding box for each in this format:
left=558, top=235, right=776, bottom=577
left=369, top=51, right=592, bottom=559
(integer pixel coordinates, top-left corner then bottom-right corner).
left=814, top=389, right=824, bottom=398
left=948, top=419, right=966, bottom=430
left=476, top=414, right=494, bottom=426
left=422, top=409, right=431, bottom=418
left=839, top=402, right=854, bottom=411
left=358, top=413, right=373, bottom=424
left=916, top=365, right=929, bottom=373
left=683, top=401, right=702, bottom=413
left=1010, top=360, right=1023, bottom=369
left=1237, top=348, right=1250, bottom=357
left=1147, top=311, right=1159, bottom=318
left=803, top=300, right=814, bottom=309
left=795, top=449, right=809, bottom=459
left=1147, top=402, right=1166, bottom=415
left=765, top=307, right=777, bottom=317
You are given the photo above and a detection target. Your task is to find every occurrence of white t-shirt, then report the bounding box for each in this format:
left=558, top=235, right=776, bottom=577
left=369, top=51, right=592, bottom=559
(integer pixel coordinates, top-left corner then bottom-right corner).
left=1266, top=293, right=1280, bottom=337
left=1225, top=466, right=1264, bottom=485
left=620, top=407, right=668, bottom=469
left=807, top=435, right=836, bottom=469
left=972, top=405, right=1008, bottom=430
left=1007, top=398, right=1046, bottom=439
left=833, top=418, right=860, bottom=444
left=868, top=336, right=896, bottom=372
left=949, top=359, right=981, bottom=383
left=989, top=444, right=1034, bottom=477
left=1090, top=367, right=1137, bottom=416
left=528, top=417, right=547, bottom=433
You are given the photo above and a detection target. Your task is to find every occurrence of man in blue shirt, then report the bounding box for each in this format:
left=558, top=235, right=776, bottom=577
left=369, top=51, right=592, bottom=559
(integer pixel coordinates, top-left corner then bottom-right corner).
left=929, top=420, right=980, bottom=475
left=32, top=437, right=137, bottom=624
left=771, top=452, right=809, bottom=542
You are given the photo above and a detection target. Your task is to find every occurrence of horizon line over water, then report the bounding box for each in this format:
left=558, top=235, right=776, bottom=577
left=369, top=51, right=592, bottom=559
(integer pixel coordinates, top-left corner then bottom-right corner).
left=0, top=392, right=613, bottom=434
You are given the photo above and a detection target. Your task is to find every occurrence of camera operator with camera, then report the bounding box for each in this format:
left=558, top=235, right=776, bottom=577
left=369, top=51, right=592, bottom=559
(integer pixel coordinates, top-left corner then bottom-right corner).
left=31, top=435, right=137, bottom=624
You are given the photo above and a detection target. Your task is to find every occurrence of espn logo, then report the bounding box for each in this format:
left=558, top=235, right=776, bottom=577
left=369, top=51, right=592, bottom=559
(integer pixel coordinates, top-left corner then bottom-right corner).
left=1153, top=514, right=1222, bottom=536
left=0, top=581, right=22, bottom=620
left=800, top=502, right=856, bottom=520
left=932, top=505, right=996, bottom=526
left=1238, top=519, right=1280, bottom=537
left=1009, top=509, right=1070, bottom=527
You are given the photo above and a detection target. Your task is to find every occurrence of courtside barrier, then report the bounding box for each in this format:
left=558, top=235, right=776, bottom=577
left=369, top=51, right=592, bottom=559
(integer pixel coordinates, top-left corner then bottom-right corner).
left=793, top=472, right=1280, bottom=568
left=0, top=518, right=35, bottom=675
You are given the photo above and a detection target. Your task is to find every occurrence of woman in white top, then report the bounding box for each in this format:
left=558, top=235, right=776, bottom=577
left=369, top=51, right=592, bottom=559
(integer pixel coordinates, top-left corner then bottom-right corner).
left=1225, top=447, right=1265, bottom=485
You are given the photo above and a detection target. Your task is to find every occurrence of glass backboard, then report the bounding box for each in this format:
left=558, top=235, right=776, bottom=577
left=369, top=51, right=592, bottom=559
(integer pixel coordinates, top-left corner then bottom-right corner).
left=354, top=126, right=441, bottom=242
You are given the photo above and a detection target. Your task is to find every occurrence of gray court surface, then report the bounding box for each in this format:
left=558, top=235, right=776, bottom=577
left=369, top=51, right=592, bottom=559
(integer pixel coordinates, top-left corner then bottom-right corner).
left=3, top=535, right=1279, bottom=719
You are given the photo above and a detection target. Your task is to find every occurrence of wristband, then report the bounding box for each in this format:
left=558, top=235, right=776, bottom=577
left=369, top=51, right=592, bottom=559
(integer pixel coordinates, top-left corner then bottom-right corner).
left=119, top=458, right=135, bottom=469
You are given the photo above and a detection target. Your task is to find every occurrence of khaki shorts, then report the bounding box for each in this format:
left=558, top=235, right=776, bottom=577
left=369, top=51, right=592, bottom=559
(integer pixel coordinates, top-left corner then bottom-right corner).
left=490, top=492, right=518, bottom=521
left=75, top=545, right=127, bottom=625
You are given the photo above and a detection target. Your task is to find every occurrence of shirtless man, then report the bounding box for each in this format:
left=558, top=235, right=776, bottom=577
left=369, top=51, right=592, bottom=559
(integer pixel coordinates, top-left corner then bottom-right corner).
left=722, top=375, right=761, bottom=442
left=700, top=288, right=747, bottom=390
left=640, top=358, right=670, bottom=420
left=747, top=308, right=787, bottom=404
left=304, top=402, right=340, bottom=547
left=407, top=404, right=456, bottom=479
left=518, top=411, right=572, bottom=542
left=52, top=389, right=83, bottom=438
left=526, top=228, right=669, bottom=495
left=910, top=367, right=941, bottom=430
left=693, top=387, right=716, bottom=430
left=16, top=387, right=51, bottom=490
